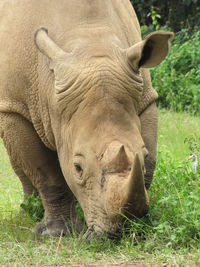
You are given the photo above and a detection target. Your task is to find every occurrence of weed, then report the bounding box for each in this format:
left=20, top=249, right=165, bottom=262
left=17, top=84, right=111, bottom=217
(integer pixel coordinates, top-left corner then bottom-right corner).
left=20, top=194, right=44, bottom=222
left=184, top=135, right=200, bottom=157
left=147, top=6, right=161, bottom=30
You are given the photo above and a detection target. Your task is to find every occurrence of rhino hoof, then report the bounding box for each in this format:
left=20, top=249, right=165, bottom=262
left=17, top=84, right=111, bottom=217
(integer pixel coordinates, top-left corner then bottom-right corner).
left=33, top=220, right=71, bottom=236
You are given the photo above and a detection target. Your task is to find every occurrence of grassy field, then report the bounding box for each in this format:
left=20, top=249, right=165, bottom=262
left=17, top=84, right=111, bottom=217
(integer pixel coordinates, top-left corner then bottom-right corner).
left=0, top=109, right=200, bottom=267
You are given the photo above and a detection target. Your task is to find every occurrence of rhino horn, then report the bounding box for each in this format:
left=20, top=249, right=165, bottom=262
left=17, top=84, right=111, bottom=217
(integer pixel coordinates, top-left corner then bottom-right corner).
left=105, top=153, right=149, bottom=218
left=123, top=153, right=149, bottom=217
left=106, top=145, right=130, bottom=173
left=34, top=28, right=66, bottom=61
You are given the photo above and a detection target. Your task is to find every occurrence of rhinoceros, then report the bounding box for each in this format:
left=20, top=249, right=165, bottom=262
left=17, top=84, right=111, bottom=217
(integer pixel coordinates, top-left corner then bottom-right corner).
left=0, top=0, right=173, bottom=237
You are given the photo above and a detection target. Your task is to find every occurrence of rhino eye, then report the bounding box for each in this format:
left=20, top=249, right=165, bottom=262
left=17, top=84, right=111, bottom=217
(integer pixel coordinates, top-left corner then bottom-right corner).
left=74, top=163, right=83, bottom=175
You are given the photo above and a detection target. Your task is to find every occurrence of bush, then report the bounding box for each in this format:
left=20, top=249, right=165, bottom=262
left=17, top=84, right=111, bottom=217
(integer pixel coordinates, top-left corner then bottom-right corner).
left=151, top=30, right=200, bottom=115
left=131, top=1, right=200, bottom=32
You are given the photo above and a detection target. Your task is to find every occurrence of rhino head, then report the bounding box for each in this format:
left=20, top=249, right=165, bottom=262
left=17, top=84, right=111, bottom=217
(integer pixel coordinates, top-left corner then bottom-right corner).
left=35, top=28, right=173, bottom=237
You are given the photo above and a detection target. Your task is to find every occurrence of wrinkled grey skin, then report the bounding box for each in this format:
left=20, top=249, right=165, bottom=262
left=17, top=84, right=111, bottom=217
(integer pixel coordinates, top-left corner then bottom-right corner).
left=0, top=0, right=173, bottom=237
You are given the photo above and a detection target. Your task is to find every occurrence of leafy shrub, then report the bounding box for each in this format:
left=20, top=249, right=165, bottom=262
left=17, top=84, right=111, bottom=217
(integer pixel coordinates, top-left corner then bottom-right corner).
left=151, top=30, right=200, bottom=115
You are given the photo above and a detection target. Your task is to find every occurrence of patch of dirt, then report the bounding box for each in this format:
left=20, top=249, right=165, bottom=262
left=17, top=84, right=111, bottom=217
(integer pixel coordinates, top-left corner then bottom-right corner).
left=67, top=260, right=148, bottom=267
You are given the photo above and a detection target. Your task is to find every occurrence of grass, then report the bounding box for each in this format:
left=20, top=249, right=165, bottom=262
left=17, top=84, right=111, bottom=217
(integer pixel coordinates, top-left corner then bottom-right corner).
left=158, top=109, right=200, bottom=160
left=0, top=109, right=200, bottom=266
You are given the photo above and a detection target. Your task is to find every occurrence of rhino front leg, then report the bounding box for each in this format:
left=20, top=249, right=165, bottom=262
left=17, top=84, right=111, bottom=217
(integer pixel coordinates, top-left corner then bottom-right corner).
left=10, top=159, right=38, bottom=198
left=139, top=102, right=158, bottom=189
left=0, top=112, right=78, bottom=235
left=10, top=160, right=38, bottom=214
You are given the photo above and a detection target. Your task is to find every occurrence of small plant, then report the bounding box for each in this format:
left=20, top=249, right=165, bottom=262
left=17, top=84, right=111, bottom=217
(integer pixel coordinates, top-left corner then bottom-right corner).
left=147, top=7, right=161, bottom=30
left=20, top=194, right=44, bottom=222
left=184, top=135, right=200, bottom=156
left=184, top=135, right=200, bottom=173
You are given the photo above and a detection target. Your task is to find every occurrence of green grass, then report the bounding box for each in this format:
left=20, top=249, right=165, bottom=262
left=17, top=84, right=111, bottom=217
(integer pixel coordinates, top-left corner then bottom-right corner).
left=0, top=110, right=200, bottom=266
left=158, top=109, right=200, bottom=160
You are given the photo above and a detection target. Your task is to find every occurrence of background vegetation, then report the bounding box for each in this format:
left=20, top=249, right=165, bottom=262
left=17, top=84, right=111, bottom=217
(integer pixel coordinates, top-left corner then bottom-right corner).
left=151, top=30, right=200, bottom=115
left=132, top=0, right=200, bottom=32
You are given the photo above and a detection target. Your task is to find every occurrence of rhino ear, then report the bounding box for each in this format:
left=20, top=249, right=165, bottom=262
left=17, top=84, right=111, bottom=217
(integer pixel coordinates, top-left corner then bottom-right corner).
left=126, top=31, right=174, bottom=70
left=34, top=28, right=66, bottom=67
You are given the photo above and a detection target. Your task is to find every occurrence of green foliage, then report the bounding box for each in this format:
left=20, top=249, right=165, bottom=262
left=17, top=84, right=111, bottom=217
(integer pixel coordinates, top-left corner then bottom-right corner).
left=151, top=30, right=200, bottom=115
left=147, top=6, right=161, bottom=30
left=75, top=200, right=85, bottom=223
left=122, top=145, right=200, bottom=251
left=131, top=0, right=200, bottom=32
left=151, top=147, right=200, bottom=247
left=20, top=194, right=44, bottom=222
left=184, top=135, right=200, bottom=157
